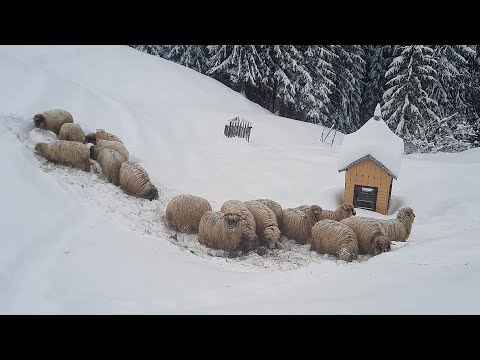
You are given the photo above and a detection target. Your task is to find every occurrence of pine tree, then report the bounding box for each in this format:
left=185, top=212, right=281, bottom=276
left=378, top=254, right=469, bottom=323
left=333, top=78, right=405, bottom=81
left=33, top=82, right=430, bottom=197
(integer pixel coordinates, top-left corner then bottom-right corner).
left=129, top=45, right=167, bottom=57
left=382, top=45, right=439, bottom=140
left=206, top=45, right=265, bottom=95
left=407, top=113, right=476, bottom=153
left=431, top=45, right=476, bottom=119
left=163, top=45, right=209, bottom=74
left=259, top=45, right=304, bottom=115
left=329, top=45, right=366, bottom=132
left=361, top=45, right=395, bottom=123
left=296, top=46, right=337, bottom=126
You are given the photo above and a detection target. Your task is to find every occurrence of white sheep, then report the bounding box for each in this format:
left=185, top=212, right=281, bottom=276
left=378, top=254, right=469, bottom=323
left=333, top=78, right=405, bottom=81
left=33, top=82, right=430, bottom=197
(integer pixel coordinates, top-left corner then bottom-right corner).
left=165, top=195, right=212, bottom=233
left=58, top=123, right=86, bottom=143
left=85, top=129, right=123, bottom=145
left=33, top=109, right=74, bottom=135
left=97, top=148, right=125, bottom=186
left=375, top=207, right=415, bottom=242
left=255, top=198, right=283, bottom=230
left=90, top=139, right=129, bottom=162
left=310, top=219, right=359, bottom=262
left=244, top=200, right=281, bottom=249
left=198, top=211, right=242, bottom=251
left=340, top=216, right=391, bottom=256
left=282, top=205, right=322, bottom=244
left=34, top=140, right=90, bottom=172
left=318, top=203, right=356, bottom=221
left=119, top=161, right=158, bottom=201
left=220, top=200, right=258, bottom=244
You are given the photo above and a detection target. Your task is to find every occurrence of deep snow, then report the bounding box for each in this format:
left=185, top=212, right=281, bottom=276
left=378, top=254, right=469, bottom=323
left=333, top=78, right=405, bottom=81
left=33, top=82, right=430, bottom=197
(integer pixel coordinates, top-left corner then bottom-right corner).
left=338, top=115, right=404, bottom=179
left=1, top=45, right=479, bottom=314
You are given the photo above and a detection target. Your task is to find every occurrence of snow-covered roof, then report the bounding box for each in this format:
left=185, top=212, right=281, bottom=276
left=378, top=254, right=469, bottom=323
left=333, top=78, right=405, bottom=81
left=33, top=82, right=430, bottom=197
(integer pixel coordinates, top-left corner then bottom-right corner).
left=338, top=106, right=404, bottom=179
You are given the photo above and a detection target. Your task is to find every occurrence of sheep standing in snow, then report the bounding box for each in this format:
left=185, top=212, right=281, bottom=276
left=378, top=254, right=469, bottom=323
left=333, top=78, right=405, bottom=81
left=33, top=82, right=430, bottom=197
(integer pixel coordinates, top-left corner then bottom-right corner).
left=282, top=205, right=322, bottom=244
left=33, top=109, right=74, bottom=135
left=119, top=161, right=158, bottom=201
left=97, top=148, right=125, bottom=186
left=244, top=200, right=281, bottom=249
left=198, top=211, right=242, bottom=251
left=340, top=216, right=391, bottom=256
left=310, top=220, right=359, bottom=262
left=34, top=140, right=91, bottom=172
left=376, top=207, right=415, bottom=242
left=165, top=195, right=212, bottom=233
left=317, top=203, right=356, bottom=221
left=220, top=200, right=258, bottom=245
left=90, top=139, right=129, bottom=162
left=58, top=123, right=86, bottom=143
left=255, top=198, right=283, bottom=231
left=85, top=129, right=123, bottom=145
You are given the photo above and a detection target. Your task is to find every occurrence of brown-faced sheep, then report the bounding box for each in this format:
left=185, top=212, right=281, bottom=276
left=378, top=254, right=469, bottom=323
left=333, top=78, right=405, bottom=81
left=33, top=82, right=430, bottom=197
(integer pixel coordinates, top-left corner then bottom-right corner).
left=198, top=211, right=242, bottom=251
left=97, top=148, right=125, bottom=186
left=90, top=139, right=129, bottom=162
left=376, top=207, right=415, bottom=242
left=33, top=109, right=74, bottom=135
left=220, top=200, right=258, bottom=244
left=255, top=198, right=283, bottom=230
left=34, top=140, right=91, bottom=172
left=311, top=219, right=359, bottom=262
left=318, top=203, right=356, bottom=221
left=340, top=216, right=391, bottom=256
left=282, top=205, right=322, bottom=244
left=244, top=200, right=281, bottom=249
left=85, top=129, right=123, bottom=145
left=165, top=195, right=212, bottom=233
left=58, top=123, right=86, bottom=143
left=119, top=161, right=158, bottom=201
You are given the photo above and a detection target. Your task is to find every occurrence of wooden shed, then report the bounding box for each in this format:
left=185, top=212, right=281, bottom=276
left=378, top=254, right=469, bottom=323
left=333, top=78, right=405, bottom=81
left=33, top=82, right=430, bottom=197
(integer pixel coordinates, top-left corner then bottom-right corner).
left=337, top=104, right=404, bottom=215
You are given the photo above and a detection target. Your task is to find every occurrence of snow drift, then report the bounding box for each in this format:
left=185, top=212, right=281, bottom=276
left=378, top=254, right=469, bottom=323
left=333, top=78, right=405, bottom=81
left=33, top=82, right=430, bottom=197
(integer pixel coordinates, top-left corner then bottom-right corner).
left=1, top=45, right=480, bottom=314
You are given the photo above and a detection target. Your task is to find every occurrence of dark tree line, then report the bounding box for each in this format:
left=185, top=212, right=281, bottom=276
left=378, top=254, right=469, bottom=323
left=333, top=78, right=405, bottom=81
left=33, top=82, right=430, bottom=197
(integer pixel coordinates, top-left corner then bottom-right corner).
left=131, top=45, right=480, bottom=153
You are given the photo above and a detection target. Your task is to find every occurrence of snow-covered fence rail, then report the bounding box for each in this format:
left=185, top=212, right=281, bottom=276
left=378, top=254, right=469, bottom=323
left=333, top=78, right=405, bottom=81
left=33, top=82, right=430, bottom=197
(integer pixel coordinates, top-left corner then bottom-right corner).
left=224, top=117, right=252, bottom=142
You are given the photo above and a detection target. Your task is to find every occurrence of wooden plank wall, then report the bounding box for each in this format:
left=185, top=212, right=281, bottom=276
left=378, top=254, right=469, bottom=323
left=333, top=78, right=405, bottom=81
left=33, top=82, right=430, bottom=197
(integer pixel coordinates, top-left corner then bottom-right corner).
left=343, top=159, right=393, bottom=214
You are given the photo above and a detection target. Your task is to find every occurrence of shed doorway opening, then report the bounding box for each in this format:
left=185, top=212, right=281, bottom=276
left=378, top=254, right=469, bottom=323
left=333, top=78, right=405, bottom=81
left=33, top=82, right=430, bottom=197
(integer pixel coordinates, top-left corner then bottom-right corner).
left=354, top=185, right=378, bottom=211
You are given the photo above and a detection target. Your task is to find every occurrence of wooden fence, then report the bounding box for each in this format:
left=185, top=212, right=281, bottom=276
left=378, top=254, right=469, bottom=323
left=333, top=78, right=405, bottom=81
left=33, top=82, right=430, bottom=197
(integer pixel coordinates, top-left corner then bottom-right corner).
left=224, top=117, right=253, bottom=142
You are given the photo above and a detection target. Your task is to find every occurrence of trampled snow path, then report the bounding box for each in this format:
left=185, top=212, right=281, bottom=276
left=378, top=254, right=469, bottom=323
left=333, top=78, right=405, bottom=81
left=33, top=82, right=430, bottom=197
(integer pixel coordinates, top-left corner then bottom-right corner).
left=7, top=115, right=407, bottom=271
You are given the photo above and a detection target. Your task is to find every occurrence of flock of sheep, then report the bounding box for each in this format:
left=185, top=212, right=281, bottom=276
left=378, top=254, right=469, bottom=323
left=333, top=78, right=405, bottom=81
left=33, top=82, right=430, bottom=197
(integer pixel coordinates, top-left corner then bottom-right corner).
left=166, top=195, right=416, bottom=262
left=31, top=108, right=416, bottom=263
left=32, top=109, right=159, bottom=201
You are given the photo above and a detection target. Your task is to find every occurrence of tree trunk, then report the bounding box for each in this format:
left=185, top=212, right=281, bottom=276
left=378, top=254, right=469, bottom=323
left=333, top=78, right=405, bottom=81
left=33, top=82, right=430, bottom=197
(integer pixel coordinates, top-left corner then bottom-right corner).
left=240, top=81, right=246, bottom=96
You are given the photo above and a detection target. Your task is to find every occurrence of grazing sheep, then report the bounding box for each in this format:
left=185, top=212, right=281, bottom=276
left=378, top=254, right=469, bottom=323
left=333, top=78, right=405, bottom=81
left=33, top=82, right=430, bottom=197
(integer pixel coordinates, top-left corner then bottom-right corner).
left=220, top=200, right=258, bottom=244
left=376, top=207, right=415, bottom=242
left=33, top=109, right=74, bottom=135
left=90, top=139, right=129, bottom=162
left=340, top=216, right=391, bottom=256
left=165, top=195, right=212, bottom=233
left=198, top=211, right=242, bottom=251
left=318, top=203, right=356, bottom=221
left=34, top=140, right=90, bottom=172
left=97, top=148, right=125, bottom=186
left=58, top=123, right=86, bottom=143
left=310, top=220, right=358, bottom=262
left=244, top=200, right=281, bottom=249
left=255, top=199, right=283, bottom=230
left=282, top=205, right=322, bottom=244
left=119, top=161, right=158, bottom=201
left=85, top=129, right=123, bottom=145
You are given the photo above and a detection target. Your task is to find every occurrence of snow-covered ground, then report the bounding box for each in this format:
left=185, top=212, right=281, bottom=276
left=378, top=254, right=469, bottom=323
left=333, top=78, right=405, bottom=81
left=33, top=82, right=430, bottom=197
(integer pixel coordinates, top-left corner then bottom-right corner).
left=1, top=45, right=479, bottom=314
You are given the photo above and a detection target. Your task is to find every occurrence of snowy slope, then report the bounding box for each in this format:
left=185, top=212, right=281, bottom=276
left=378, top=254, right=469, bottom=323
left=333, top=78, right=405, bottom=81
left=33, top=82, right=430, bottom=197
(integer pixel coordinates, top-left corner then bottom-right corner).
left=1, top=45, right=480, bottom=314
